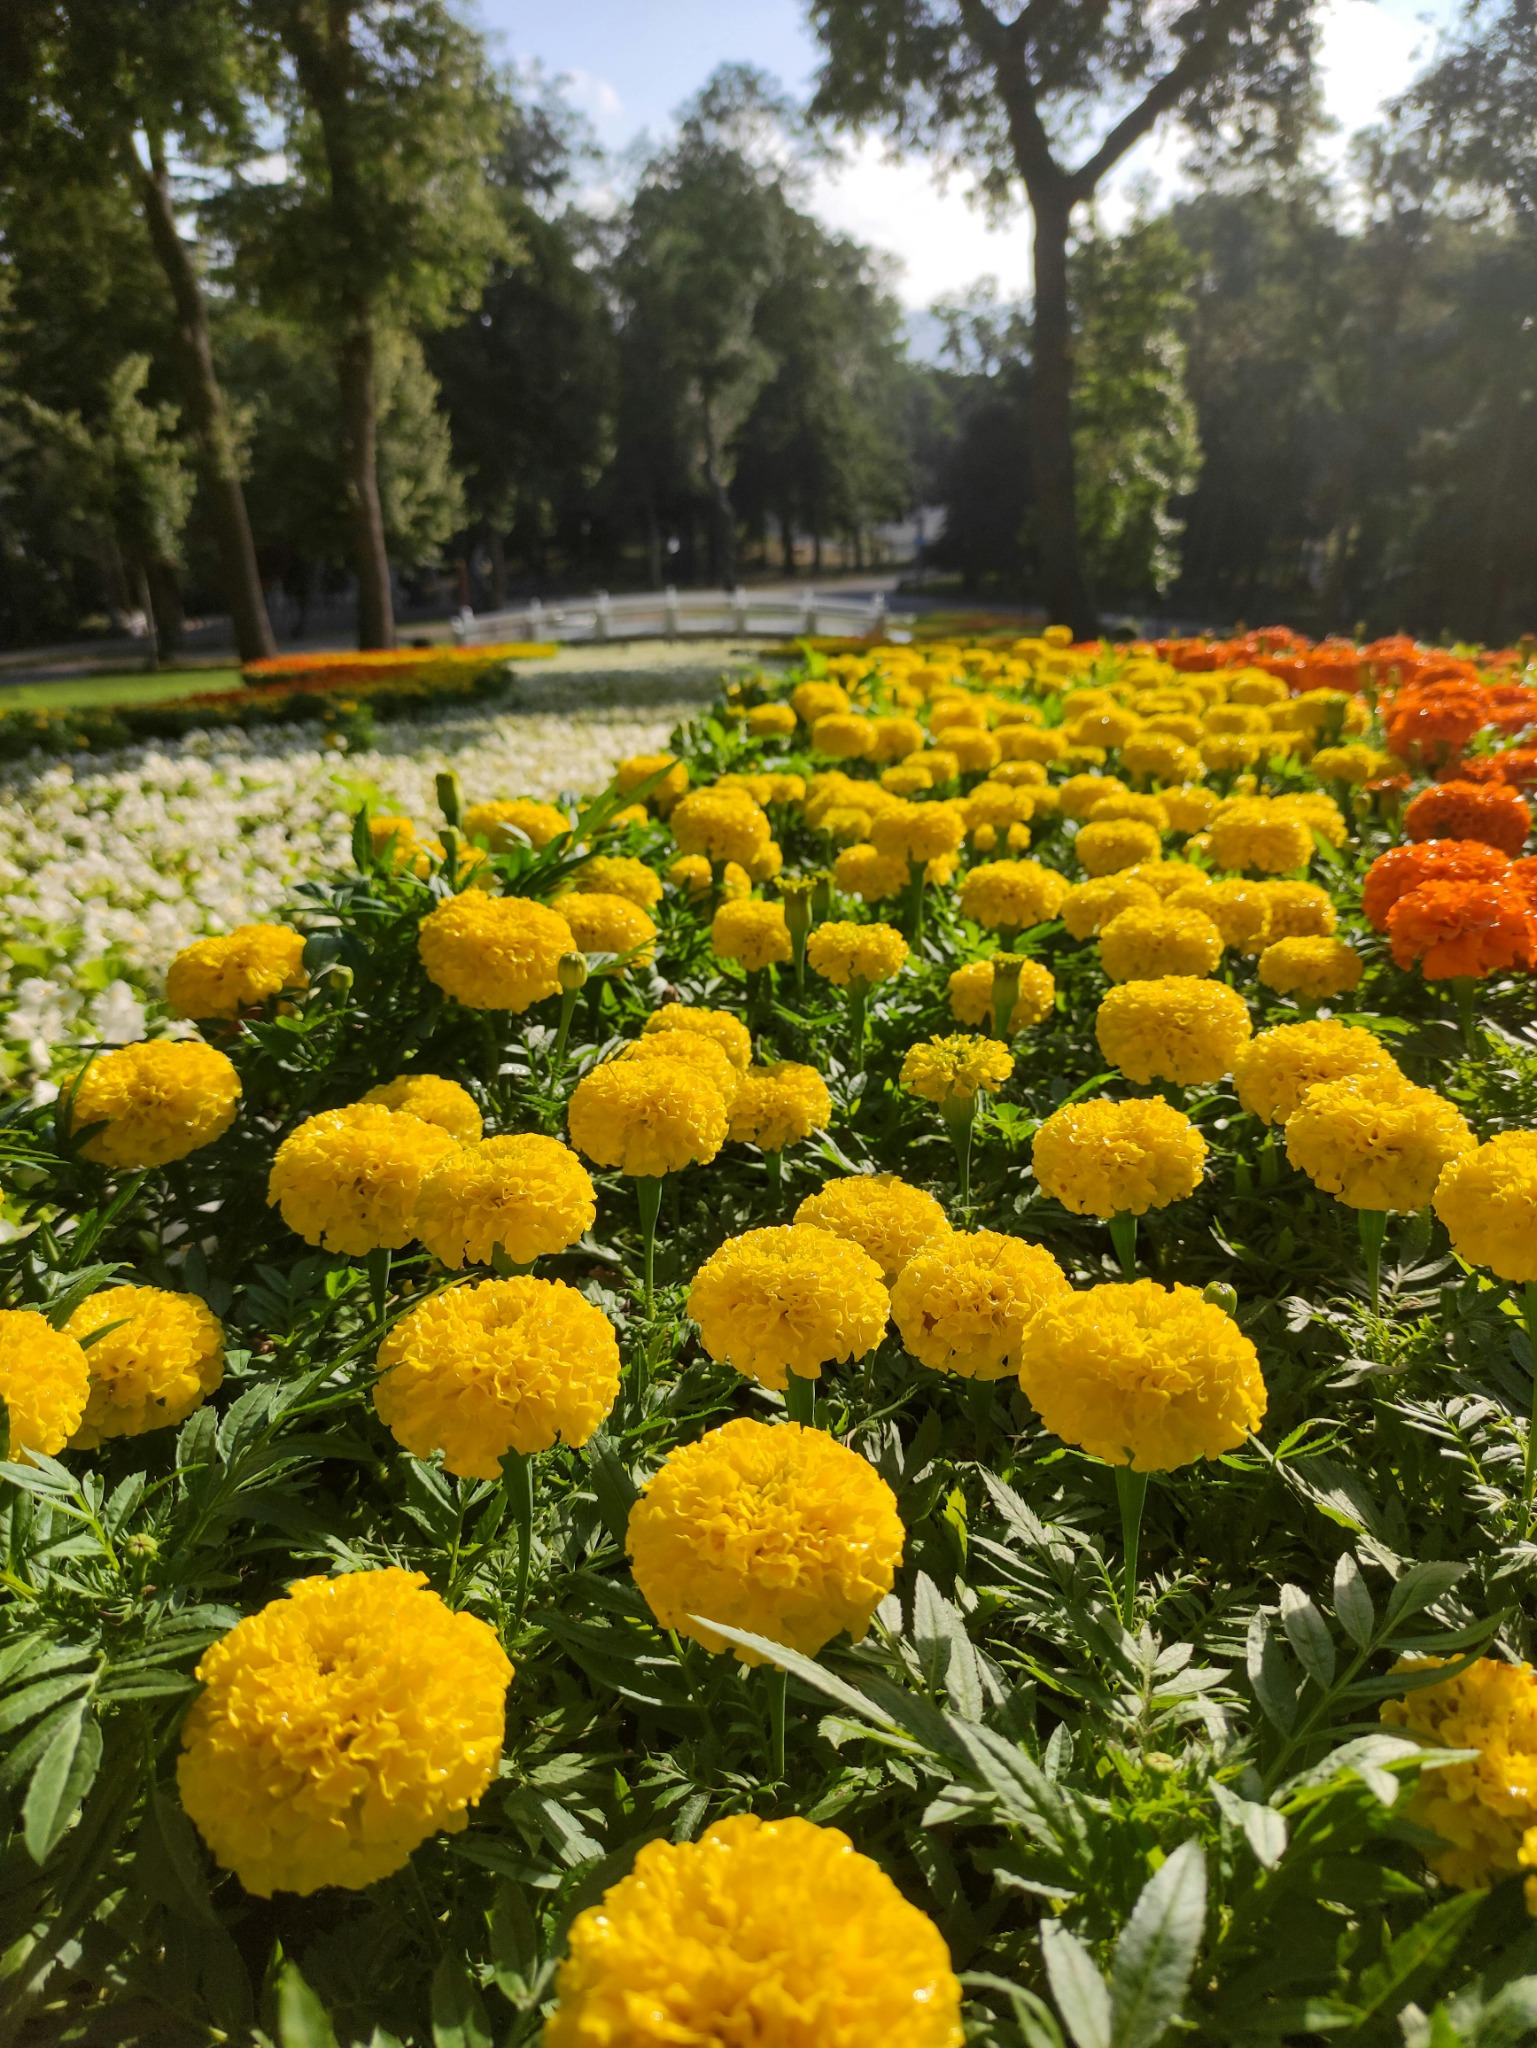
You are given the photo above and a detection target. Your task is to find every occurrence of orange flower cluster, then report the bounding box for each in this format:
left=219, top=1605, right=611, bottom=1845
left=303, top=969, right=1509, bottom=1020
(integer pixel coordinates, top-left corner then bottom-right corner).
left=1362, top=840, right=1512, bottom=931
left=1384, top=680, right=1490, bottom=769
left=1404, top=780, right=1531, bottom=857
left=1386, top=880, right=1533, bottom=981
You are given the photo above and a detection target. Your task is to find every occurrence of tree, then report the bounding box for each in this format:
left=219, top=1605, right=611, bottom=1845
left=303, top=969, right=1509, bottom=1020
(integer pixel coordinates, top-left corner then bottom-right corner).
left=0, top=0, right=277, bottom=661
left=808, top=0, right=1318, bottom=631
left=235, top=0, right=507, bottom=646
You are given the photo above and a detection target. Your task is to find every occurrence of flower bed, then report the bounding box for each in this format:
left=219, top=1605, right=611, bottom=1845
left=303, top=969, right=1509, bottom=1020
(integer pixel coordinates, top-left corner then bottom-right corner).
left=4, top=625, right=1537, bottom=2040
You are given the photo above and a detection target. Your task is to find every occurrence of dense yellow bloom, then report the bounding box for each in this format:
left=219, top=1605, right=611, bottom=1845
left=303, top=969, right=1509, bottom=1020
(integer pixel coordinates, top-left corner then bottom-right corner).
left=619, top=1030, right=741, bottom=1107
left=1098, top=903, right=1224, bottom=983
left=870, top=714, right=926, bottom=761
left=1061, top=875, right=1160, bottom=939
left=268, top=1104, right=459, bottom=1255
left=615, top=754, right=688, bottom=814
left=1162, top=785, right=1219, bottom=834
left=643, top=1002, right=752, bottom=1072
left=626, top=1419, right=903, bottom=1657
left=1204, top=701, right=1273, bottom=735
left=570, top=854, right=664, bottom=910
left=166, top=924, right=308, bottom=1020
left=686, top=1225, right=889, bottom=1390
left=177, top=1570, right=510, bottom=1897
left=1208, top=799, right=1314, bottom=875
left=1381, top=1659, right=1537, bottom=1903
left=791, top=680, right=852, bottom=724
left=748, top=839, right=784, bottom=883
left=546, top=1813, right=962, bottom=2048
left=948, top=726, right=1001, bottom=772
left=568, top=1060, right=727, bottom=1178
left=1075, top=818, right=1164, bottom=877
left=413, top=1134, right=596, bottom=1268
left=1032, top=1098, right=1206, bottom=1216
left=360, top=1073, right=483, bottom=1141
left=1312, top=742, right=1390, bottom=786
left=807, top=920, right=909, bottom=988
left=1433, top=1132, right=1537, bottom=1281
left=882, top=762, right=935, bottom=797
left=1257, top=936, right=1363, bottom=1000
left=1286, top=1073, right=1474, bottom=1211
left=69, top=1041, right=241, bottom=1169
left=1059, top=774, right=1126, bottom=821
left=1020, top=1280, right=1267, bottom=1471
left=561, top=891, right=657, bottom=968
left=1231, top=1020, right=1400, bottom=1126
left=960, top=860, right=1069, bottom=932
left=66, top=1286, right=223, bottom=1448
left=892, top=1230, right=1068, bottom=1380
left=1173, top=877, right=1272, bottom=955
left=711, top=898, right=793, bottom=971
left=812, top=712, right=876, bottom=759
left=1257, top=880, right=1337, bottom=939
left=1087, top=791, right=1170, bottom=833
left=947, top=956, right=1056, bottom=1033
left=375, top=1276, right=618, bottom=1476
left=1122, top=733, right=1203, bottom=784
left=461, top=797, right=568, bottom=849
left=1201, top=733, right=1266, bottom=773
left=795, top=1174, right=949, bottom=1281
left=669, top=853, right=712, bottom=894
left=1126, top=859, right=1209, bottom=899
left=746, top=701, right=798, bottom=737
left=727, top=1062, right=833, bottom=1151
left=1067, top=706, right=1142, bottom=750
left=672, top=787, right=771, bottom=865
left=833, top=843, right=907, bottom=902
left=998, top=724, right=1069, bottom=764
left=0, top=1309, right=89, bottom=1459
left=870, top=801, right=967, bottom=864
left=418, top=892, right=573, bottom=1010
left=1095, top=977, right=1252, bottom=1087
left=900, top=1034, right=1013, bottom=1105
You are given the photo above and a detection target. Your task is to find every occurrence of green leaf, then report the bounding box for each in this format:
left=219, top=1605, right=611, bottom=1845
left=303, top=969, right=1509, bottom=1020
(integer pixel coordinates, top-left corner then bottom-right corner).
left=488, top=1880, right=541, bottom=2002
left=1041, top=1921, right=1112, bottom=2048
left=1332, top=1554, right=1374, bottom=1652
left=1279, top=1585, right=1336, bottom=1690
left=1354, top=1888, right=1486, bottom=2019
left=144, top=1785, right=219, bottom=1925
left=1210, top=1781, right=1287, bottom=1869
left=0, top=1670, right=91, bottom=1737
left=1384, top=1561, right=1468, bottom=1634
left=963, top=1972, right=1068, bottom=2048
left=22, top=1702, right=100, bottom=1863
left=430, top=1955, right=492, bottom=2048
left=0, top=1392, right=9, bottom=1467
left=1246, top=1613, right=1298, bottom=1733
left=277, top=1962, right=340, bottom=2048
left=1108, top=1841, right=1206, bottom=2048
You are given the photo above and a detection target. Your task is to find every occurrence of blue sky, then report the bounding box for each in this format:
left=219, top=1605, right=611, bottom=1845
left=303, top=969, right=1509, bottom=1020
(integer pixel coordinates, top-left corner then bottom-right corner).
left=470, top=1, right=1458, bottom=310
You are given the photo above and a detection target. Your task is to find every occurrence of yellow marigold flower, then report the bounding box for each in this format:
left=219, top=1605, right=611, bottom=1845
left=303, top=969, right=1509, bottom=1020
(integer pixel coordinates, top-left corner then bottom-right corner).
left=668, top=852, right=712, bottom=894
left=915, top=746, right=959, bottom=785
left=1061, top=875, right=1160, bottom=939
left=615, top=753, right=688, bottom=814
left=946, top=955, right=1055, bottom=1035
left=930, top=695, right=986, bottom=732
left=964, top=781, right=1037, bottom=835
left=948, top=727, right=1001, bottom=773
left=1231, top=1020, right=1398, bottom=1126
left=871, top=714, right=926, bottom=761
left=791, top=680, right=851, bottom=724
left=819, top=802, right=875, bottom=846
left=1277, top=789, right=1347, bottom=848
left=1162, top=785, right=1219, bottom=834
left=1032, top=1098, right=1206, bottom=1217
left=68, top=1041, right=241, bottom=1169
left=881, top=762, right=934, bottom=797
left=1383, top=1658, right=1537, bottom=1899
left=1058, top=773, right=1126, bottom=820
left=1125, top=859, right=1209, bottom=899
left=177, top=1569, right=511, bottom=1897
left=794, top=1173, right=949, bottom=1282
left=1434, top=1133, right=1537, bottom=1282
left=1020, top=1280, right=1266, bottom=1471
left=561, top=891, right=657, bottom=969
left=687, top=1225, right=889, bottom=1390
left=711, top=898, right=792, bottom=971
left=413, top=1134, right=596, bottom=1269
left=1087, top=791, right=1170, bottom=832
left=644, top=1002, right=752, bottom=1072
left=626, top=1419, right=903, bottom=1657
left=1208, top=799, right=1313, bottom=875
left=1200, top=733, right=1266, bottom=773
left=619, top=1030, right=740, bottom=1107
left=1095, top=977, right=1252, bottom=1087
left=66, top=1286, right=223, bottom=1448
left=811, top=712, right=875, bottom=759
left=1256, top=880, right=1336, bottom=939
left=834, top=842, right=908, bottom=902
left=1076, top=817, right=1164, bottom=877
left=960, top=859, right=1069, bottom=932
left=1122, top=733, right=1203, bottom=784
left=746, top=702, right=797, bottom=737
left=568, top=1059, right=726, bottom=1178
left=361, top=1073, right=483, bottom=1141
left=892, top=1230, right=1068, bottom=1380
left=367, top=814, right=441, bottom=876
left=1312, top=742, right=1389, bottom=787
left=900, top=1034, right=1013, bottom=1106
left=375, top=1276, right=618, bottom=1475
left=721, top=861, right=753, bottom=900
left=870, top=800, right=967, bottom=864
left=1286, top=1072, right=1474, bottom=1211
left=570, top=854, right=663, bottom=911
left=671, top=788, right=771, bottom=867
left=1257, top=936, right=1363, bottom=1000
left=0, top=1309, right=89, bottom=1459
left=269, top=1104, right=458, bottom=1255
left=1098, top=903, right=1224, bottom=983
left=461, top=797, right=568, bottom=850
left=748, top=839, right=783, bottom=883
left=727, top=1062, right=833, bottom=1151
left=1067, top=706, right=1143, bottom=751
left=1173, top=877, right=1272, bottom=955
left=992, top=758, right=1048, bottom=788
left=997, top=725, right=1067, bottom=765
left=418, top=892, right=573, bottom=1011
left=806, top=920, right=909, bottom=989
left=166, top=923, right=307, bottom=1020
left=546, top=1813, right=962, bottom=2048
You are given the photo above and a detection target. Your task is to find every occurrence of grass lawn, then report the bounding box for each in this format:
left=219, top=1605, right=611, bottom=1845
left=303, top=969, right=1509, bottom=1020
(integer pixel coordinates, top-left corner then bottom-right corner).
left=0, top=667, right=244, bottom=712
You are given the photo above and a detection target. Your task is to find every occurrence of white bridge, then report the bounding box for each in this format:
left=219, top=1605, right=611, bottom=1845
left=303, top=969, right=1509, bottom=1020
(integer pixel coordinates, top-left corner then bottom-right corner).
left=448, top=585, right=902, bottom=646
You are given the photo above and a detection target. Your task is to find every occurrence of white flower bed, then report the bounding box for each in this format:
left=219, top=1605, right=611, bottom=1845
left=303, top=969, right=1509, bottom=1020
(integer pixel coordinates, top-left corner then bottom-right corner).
left=0, top=701, right=690, bottom=1086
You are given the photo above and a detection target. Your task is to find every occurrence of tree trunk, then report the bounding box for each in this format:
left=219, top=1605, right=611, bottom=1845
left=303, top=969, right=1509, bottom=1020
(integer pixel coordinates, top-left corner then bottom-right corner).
left=645, top=500, right=662, bottom=588
left=699, top=401, right=737, bottom=587
left=780, top=511, right=795, bottom=575
left=1028, top=189, right=1095, bottom=637
left=488, top=526, right=508, bottom=608
left=338, top=317, right=394, bottom=649
left=132, top=137, right=275, bottom=666
left=145, top=557, right=184, bottom=658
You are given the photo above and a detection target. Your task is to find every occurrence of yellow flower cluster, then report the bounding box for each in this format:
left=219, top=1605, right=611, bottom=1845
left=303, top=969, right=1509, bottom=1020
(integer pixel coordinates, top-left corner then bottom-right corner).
left=66, top=1285, right=224, bottom=1448
left=545, top=1815, right=962, bottom=2048
left=618, top=1031, right=742, bottom=1107
left=1095, top=976, right=1252, bottom=1087
left=727, top=1062, right=832, bottom=1151
left=614, top=754, right=688, bottom=813
left=462, top=796, right=568, bottom=848
left=794, top=1173, right=949, bottom=1280
left=360, top=1072, right=483, bottom=1140
left=69, top=1041, right=241, bottom=1169
left=375, top=1276, right=619, bottom=1477
left=177, top=1569, right=511, bottom=1896
left=1434, top=1132, right=1537, bottom=1282
left=1381, top=1658, right=1537, bottom=1903
left=1285, top=1073, right=1473, bottom=1212
left=686, top=1225, right=889, bottom=1390
left=1231, top=1020, right=1400, bottom=1126
left=960, top=859, right=1068, bottom=932
left=1098, top=903, right=1223, bottom=983
left=166, top=923, right=308, bottom=1020
left=0, top=1308, right=89, bottom=1459
left=1076, top=817, right=1163, bottom=877
left=568, top=1060, right=727, bottom=1179
left=413, top=1133, right=596, bottom=1268
left=644, top=1002, right=752, bottom=1071
left=572, top=853, right=664, bottom=909
left=1256, top=935, right=1362, bottom=999
left=806, top=920, right=909, bottom=988
left=417, top=892, right=574, bottom=1010
left=268, top=1103, right=460, bottom=1255
left=711, top=898, right=793, bottom=970
left=561, top=890, right=657, bottom=967
left=900, top=1034, right=1013, bottom=1105
left=671, top=786, right=771, bottom=866
left=626, top=1418, right=903, bottom=1657
left=947, top=955, right=1056, bottom=1034
left=1060, top=873, right=1159, bottom=938
left=892, top=1230, right=1068, bottom=1379
left=1032, top=1098, right=1207, bottom=1217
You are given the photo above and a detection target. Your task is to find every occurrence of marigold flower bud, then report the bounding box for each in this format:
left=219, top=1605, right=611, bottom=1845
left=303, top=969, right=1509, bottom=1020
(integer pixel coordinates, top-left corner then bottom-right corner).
left=558, top=949, right=588, bottom=992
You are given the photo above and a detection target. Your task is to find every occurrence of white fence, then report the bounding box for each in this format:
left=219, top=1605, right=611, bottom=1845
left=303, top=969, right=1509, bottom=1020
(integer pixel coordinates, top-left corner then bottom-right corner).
left=448, top=585, right=903, bottom=646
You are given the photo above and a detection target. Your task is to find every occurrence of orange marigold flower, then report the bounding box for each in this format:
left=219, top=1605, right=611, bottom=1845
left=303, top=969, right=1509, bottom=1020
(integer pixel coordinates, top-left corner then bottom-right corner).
left=1361, top=840, right=1511, bottom=931
left=1387, top=879, right=1533, bottom=981
left=1384, top=682, right=1489, bottom=766
left=1404, top=780, right=1531, bottom=857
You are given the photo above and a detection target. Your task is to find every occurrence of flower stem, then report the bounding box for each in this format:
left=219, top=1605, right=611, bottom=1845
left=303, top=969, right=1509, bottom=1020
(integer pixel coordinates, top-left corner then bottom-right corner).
left=365, top=1246, right=392, bottom=1322
left=1115, top=1465, right=1150, bottom=1627
left=553, top=986, right=580, bottom=1065
left=1452, top=976, right=1478, bottom=1056
left=1358, top=1207, right=1387, bottom=1312
left=1521, top=1281, right=1537, bottom=1541
left=1109, top=1212, right=1137, bottom=1279
left=784, top=1372, right=817, bottom=1427
left=941, top=1094, right=977, bottom=1212
left=635, top=1174, right=664, bottom=1311
left=502, top=1448, right=535, bottom=1624
left=766, top=1664, right=787, bottom=1781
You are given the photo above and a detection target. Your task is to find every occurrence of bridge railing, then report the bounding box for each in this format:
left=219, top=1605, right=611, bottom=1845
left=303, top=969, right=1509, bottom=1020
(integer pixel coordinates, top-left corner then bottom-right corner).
left=448, top=585, right=897, bottom=645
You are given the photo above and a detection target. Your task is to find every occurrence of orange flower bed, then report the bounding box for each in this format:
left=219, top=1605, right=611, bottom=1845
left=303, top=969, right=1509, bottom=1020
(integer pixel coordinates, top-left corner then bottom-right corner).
left=1404, top=779, right=1532, bottom=856
left=1362, top=839, right=1513, bottom=930
left=1386, top=878, right=1534, bottom=980
left=240, top=645, right=557, bottom=691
